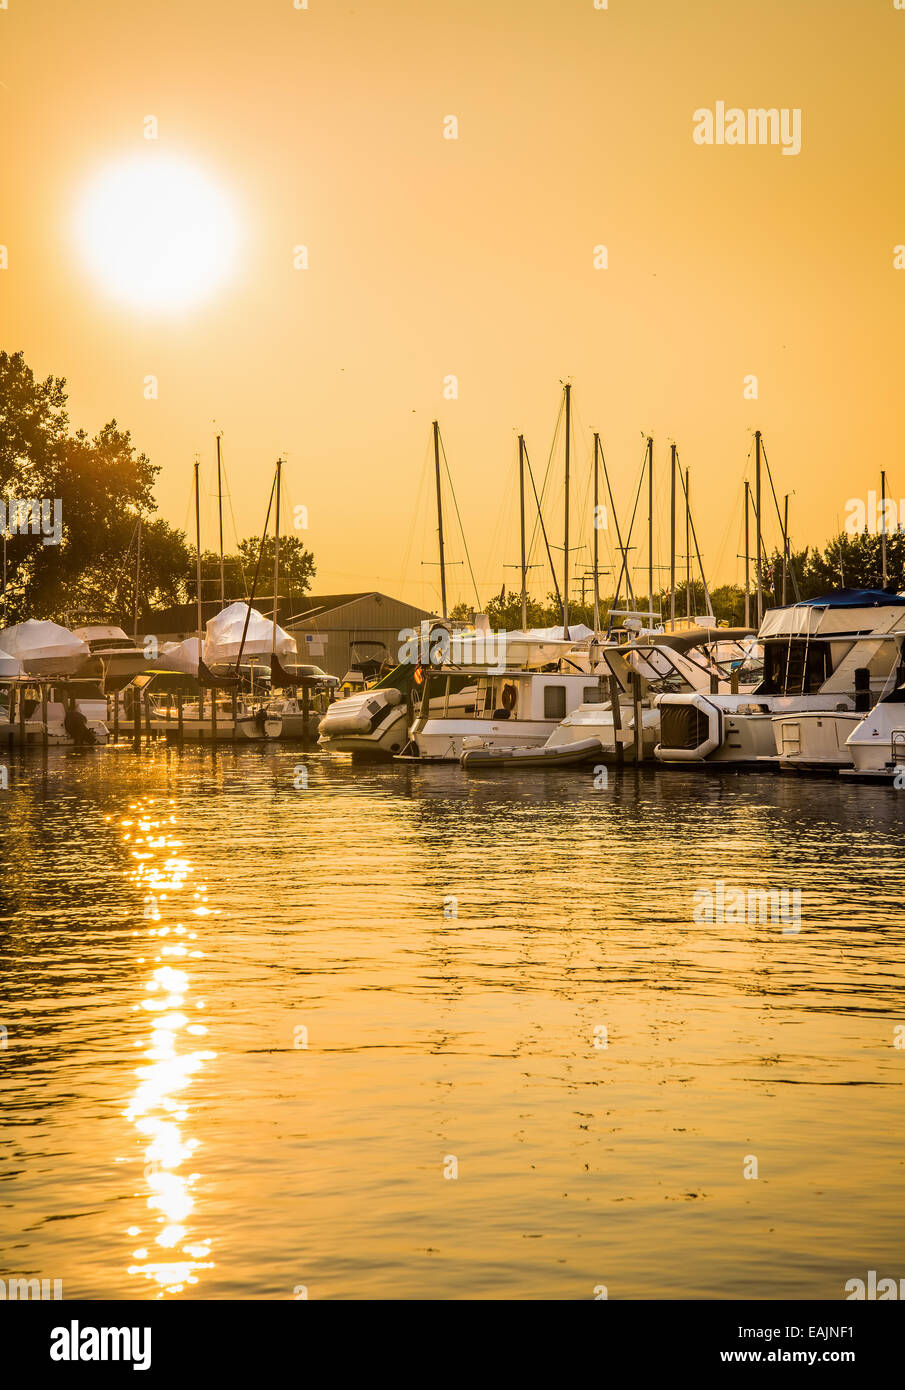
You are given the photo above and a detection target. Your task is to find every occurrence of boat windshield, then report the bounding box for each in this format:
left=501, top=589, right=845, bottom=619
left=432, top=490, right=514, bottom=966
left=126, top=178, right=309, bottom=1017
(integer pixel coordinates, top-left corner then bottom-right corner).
left=619, top=649, right=697, bottom=694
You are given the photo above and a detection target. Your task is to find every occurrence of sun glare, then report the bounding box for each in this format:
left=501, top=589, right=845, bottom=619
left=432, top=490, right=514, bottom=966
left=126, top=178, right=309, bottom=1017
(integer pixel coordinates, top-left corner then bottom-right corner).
left=74, top=153, right=241, bottom=312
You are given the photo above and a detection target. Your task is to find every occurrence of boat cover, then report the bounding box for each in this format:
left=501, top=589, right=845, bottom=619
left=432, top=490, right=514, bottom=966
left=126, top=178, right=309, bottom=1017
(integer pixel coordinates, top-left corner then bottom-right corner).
left=204, top=603, right=297, bottom=663
left=798, top=589, right=905, bottom=608
left=0, top=620, right=90, bottom=672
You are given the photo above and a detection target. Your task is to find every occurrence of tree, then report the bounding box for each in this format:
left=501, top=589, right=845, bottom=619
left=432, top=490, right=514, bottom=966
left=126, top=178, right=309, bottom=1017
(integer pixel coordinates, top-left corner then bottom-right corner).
left=234, top=535, right=316, bottom=599
left=0, top=350, right=244, bottom=625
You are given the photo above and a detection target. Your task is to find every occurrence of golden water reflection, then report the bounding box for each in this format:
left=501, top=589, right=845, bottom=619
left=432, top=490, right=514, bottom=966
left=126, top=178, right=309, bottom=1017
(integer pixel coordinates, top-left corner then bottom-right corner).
left=120, top=797, right=217, bottom=1297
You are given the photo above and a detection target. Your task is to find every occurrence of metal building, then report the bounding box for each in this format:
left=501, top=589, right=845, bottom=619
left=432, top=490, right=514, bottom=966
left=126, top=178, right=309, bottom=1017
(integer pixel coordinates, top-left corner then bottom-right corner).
left=286, top=592, right=438, bottom=680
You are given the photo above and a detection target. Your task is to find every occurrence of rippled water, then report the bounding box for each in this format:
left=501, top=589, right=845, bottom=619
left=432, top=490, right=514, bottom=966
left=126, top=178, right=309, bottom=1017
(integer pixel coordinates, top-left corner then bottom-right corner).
left=0, top=745, right=902, bottom=1300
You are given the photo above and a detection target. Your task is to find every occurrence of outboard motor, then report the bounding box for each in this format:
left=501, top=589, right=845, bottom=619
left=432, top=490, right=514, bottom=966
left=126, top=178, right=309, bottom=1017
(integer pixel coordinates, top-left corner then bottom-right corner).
left=63, top=702, right=95, bottom=746
left=854, top=667, right=871, bottom=713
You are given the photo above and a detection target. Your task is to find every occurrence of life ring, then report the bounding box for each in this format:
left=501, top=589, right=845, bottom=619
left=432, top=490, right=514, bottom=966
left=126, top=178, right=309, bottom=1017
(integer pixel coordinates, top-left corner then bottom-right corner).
left=413, top=664, right=426, bottom=687
left=501, top=683, right=517, bottom=712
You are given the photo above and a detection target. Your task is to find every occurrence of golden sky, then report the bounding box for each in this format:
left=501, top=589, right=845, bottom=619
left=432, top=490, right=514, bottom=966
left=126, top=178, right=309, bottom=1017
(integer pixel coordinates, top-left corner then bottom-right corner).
left=3, top=0, right=904, bottom=613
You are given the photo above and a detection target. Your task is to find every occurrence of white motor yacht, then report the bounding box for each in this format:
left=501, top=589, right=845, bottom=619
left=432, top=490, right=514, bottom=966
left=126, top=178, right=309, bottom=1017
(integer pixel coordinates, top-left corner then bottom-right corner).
left=539, top=629, right=758, bottom=763
left=841, top=637, right=905, bottom=780
left=70, top=621, right=148, bottom=692
left=655, top=589, right=905, bottom=768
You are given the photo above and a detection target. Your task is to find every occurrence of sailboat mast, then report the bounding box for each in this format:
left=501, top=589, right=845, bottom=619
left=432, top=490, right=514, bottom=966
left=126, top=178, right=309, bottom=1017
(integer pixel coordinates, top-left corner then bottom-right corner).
left=755, top=430, right=763, bottom=624
left=685, top=466, right=691, bottom=619
left=216, top=432, right=225, bottom=608
left=562, top=383, right=571, bottom=636
left=647, top=436, right=654, bottom=620
left=194, top=457, right=203, bottom=666
left=782, top=494, right=789, bottom=606
left=592, top=432, right=601, bottom=633
left=744, top=481, right=751, bottom=628
left=669, top=443, right=676, bottom=626
left=432, top=421, right=447, bottom=620
left=133, top=516, right=142, bottom=642
left=881, top=469, right=888, bottom=587
left=271, top=457, right=282, bottom=654
left=518, top=433, right=528, bottom=630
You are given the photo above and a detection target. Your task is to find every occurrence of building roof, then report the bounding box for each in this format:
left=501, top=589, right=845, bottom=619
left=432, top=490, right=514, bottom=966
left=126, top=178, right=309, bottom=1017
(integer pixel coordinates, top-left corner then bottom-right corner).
left=288, top=592, right=438, bottom=626
left=290, top=592, right=376, bottom=622
left=144, top=591, right=438, bottom=637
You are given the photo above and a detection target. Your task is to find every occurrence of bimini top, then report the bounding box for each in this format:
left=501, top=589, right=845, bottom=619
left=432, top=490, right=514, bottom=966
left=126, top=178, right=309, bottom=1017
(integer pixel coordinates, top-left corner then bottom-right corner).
left=798, top=588, right=905, bottom=608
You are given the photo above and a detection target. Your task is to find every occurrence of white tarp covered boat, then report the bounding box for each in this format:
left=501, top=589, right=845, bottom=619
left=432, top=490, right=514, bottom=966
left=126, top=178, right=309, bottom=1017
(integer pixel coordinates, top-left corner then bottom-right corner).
left=148, top=638, right=202, bottom=678
left=0, top=620, right=91, bottom=676
left=203, top=603, right=297, bottom=665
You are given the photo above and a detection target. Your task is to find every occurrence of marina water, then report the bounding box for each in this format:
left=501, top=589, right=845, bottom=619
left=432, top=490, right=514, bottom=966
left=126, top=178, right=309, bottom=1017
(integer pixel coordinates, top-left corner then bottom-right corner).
left=0, top=746, right=902, bottom=1299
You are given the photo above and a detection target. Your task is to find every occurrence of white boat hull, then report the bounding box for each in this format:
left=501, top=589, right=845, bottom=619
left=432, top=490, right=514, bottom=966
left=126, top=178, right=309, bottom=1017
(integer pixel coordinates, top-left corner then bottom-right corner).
left=318, top=690, right=410, bottom=759
left=773, top=710, right=862, bottom=771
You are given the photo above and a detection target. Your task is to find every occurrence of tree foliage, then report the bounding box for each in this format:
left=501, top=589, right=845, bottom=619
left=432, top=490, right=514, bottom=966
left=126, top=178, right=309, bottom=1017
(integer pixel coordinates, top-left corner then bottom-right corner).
left=0, top=351, right=316, bottom=625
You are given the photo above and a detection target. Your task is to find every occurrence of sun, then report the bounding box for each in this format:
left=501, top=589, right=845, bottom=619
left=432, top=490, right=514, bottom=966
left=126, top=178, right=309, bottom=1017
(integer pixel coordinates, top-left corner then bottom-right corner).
left=74, top=153, right=241, bottom=312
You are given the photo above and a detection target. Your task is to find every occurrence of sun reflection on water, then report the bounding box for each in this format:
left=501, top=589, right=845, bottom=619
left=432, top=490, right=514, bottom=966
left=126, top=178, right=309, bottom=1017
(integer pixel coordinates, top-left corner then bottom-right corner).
left=120, top=798, right=217, bottom=1296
